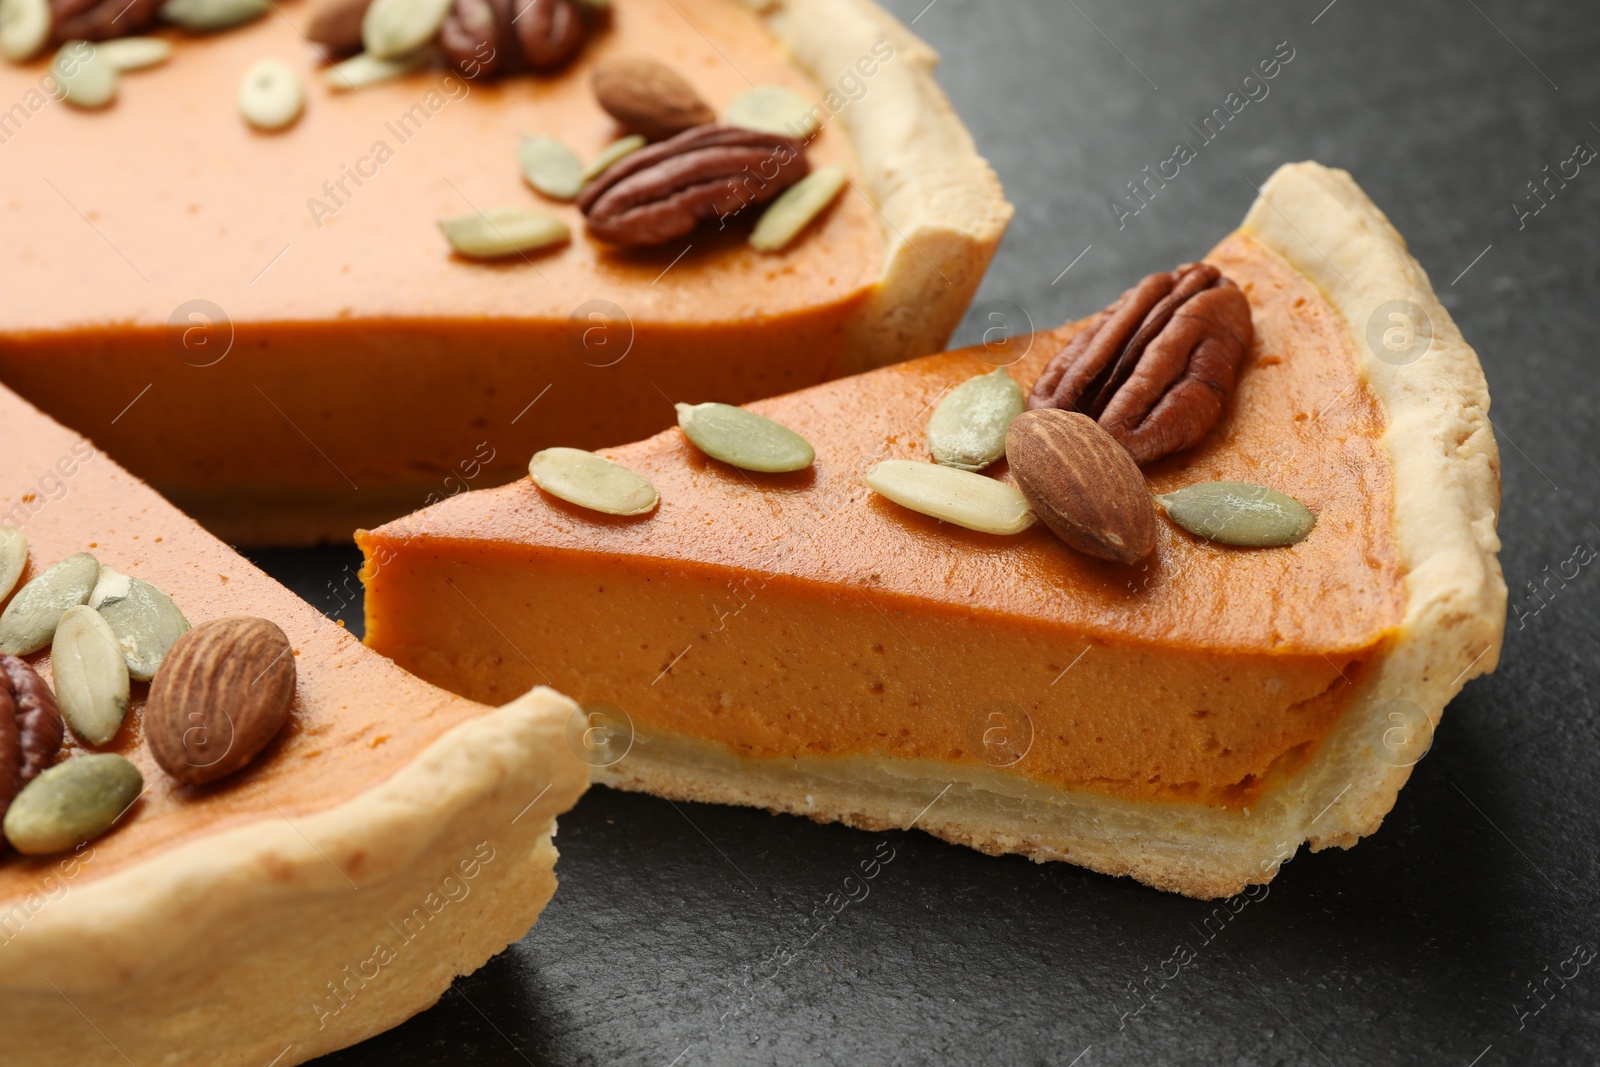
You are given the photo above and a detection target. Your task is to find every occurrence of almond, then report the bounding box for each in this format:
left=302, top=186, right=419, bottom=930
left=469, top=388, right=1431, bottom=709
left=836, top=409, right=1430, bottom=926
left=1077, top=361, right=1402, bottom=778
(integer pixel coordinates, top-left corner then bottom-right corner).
left=145, top=616, right=296, bottom=785
left=591, top=56, right=714, bottom=139
left=1005, top=409, right=1157, bottom=564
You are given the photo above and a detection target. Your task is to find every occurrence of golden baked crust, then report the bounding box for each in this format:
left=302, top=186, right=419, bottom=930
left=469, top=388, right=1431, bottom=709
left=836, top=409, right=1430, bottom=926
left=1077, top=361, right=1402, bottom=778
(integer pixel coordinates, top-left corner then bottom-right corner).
left=751, top=0, right=1014, bottom=371
left=1238, top=161, right=1505, bottom=853
left=596, top=162, right=1505, bottom=899
left=0, top=687, right=587, bottom=1067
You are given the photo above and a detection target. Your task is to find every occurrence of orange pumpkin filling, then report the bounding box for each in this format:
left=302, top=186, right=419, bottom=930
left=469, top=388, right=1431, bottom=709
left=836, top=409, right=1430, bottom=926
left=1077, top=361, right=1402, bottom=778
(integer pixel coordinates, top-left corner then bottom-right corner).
left=0, top=0, right=884, bottom=541
left=0, top=383, right=499, bottom=902
left=359, top=230, right=1404, bottom=808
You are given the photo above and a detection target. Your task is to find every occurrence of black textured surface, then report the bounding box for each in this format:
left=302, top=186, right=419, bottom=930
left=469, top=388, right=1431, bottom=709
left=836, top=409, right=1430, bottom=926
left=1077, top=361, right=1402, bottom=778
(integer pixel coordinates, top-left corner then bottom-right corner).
left=253, top=1, right=1600, bottom=1063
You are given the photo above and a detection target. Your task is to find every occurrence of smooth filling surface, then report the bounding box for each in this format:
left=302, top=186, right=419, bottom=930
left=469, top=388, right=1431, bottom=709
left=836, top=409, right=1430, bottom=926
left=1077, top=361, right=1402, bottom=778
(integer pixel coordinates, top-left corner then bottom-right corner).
left=0, top=0, right=884, bottom=533
left=361, top=231, right=1405, bottom=808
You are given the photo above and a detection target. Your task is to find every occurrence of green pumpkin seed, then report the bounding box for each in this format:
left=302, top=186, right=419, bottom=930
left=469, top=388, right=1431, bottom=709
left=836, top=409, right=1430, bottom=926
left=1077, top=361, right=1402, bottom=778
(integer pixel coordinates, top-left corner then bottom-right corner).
left=0, top=527, right=24, bottom=603
left=580, top=134, right=646, bottom=184
left=0, top=0, right=51, bottom=62
left=519, top=134, right=584, bottom=201
left=675, top=402, right=814, bottom=473
left=0, top=551, right=98, bottom=655
left=161, top=0, right=268, bottom=31
left=3, top=753, right=142, bottom=855
left=529, top=447, right=658, bottom=516
left=320, top=46, right=432, bottom=91
left=52, top=42, right=116, bottom=109
left=866, top=460, right=1035, bottom=536
left=97, top=36, right=172, bottom=71
left=88, top=567, right=190, bottom=681
left=725, top=84, right=818, bottom=139
left=52, top=605, right=129, bottom=747
left=750, top=163, right=846, bottom=253
left=439, top=207, right=569, bottom=260
left=927, top=368, right=1024, bottom=472
left=361, top=0, right=449, bottom=59
left=237, top=57, right=304, bottom=130
left=1154, top=481, right=1316, bottom=547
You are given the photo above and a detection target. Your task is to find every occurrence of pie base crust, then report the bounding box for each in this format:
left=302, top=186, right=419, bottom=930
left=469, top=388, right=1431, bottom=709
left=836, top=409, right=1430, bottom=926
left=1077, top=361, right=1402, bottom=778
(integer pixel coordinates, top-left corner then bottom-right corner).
left=591, top=162, right=1506, bottom=899
left=0, top=686, right=587, bottom=1067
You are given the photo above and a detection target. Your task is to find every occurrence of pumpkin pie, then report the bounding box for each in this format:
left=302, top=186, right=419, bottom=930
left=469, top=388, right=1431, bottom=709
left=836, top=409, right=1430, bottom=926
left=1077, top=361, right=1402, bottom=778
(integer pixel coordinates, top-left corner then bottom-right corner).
left=0, top=381, right=588, bottom=1065
left=0, top=0, right=1010, bottom=544
left=358, top=162, right=1506, bottom=899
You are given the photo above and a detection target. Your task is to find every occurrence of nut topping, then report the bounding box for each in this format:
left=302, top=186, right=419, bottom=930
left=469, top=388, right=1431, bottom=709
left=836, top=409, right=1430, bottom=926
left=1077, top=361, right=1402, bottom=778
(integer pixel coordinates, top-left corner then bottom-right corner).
left=237, top=57, right=306, bottom=131
left=1006, top=409, right=1157, bottom=565
left=865, top=460, right=1036, bottom=537
left=591, top=55, right=714, bottom=139
left=0, top=655, right=65, bottom=825
left=528, top=447, right=658, bottom=516
left=96, top=34, right=170, bottom=68
left=441, top=0, right=580, bottom=76
left=145, top=616, right=297, bottom=785
left=159, top=0, right=269, bottom=32
left=578, top=124, right=809, bottom=247
left=361, top=0, right=450, bottom=59
left=52, top=605, right=130, bottom=747
left=926, top=367, right=1024, bottom=472
left=0, top=526, right=25, bottom=603
left=4, top=753, right=142, bottom=855
left=1028, top=262, right=1254, bottom=465
left=437, top=0, right=503, bottom=75
left=511, top=0, right=581, bottom=69
left=321, top=41, right=431, bottom=89
left=1, top=0, right=51, bottom=60
left=675, top=402, right=814, bottom=473
left=438, top=205, right=569, bottom=259
left=0, top=551, right=99, bottom=656
left=306, top=0, right=372, bottom=53
left=49, top=0, right=161, bottom=40
left=1156, top=481, right=1316, bottom=547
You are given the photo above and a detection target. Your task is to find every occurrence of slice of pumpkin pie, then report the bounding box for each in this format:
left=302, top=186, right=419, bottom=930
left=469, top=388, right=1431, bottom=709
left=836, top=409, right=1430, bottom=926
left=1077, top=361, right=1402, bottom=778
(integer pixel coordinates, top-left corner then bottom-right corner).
left=0, top=383, right=587, bottom=1065
left=358, top=162, right=1505, bottom=899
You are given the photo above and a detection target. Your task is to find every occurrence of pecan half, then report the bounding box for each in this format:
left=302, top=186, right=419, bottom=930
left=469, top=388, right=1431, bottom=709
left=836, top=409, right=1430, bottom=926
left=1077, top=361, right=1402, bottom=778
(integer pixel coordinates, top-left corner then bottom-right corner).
left=1028, top=262, right=1254, bottom=464
left=512, top=0, right=582, bottom=70
left=578, top=124, right=809, bottom=247
left=442, top=0, right=583, bottom=77
left=440, top=0, right=513, bottom=78
left=51, top=0, right=163, bottom=41
left=0, top=655, right=65, bottom=823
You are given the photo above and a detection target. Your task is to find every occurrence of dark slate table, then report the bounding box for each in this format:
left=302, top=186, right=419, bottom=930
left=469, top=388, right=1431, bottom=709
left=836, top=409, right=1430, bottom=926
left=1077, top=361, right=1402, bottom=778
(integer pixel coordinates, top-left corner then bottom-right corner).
left=257, top=1, right=1600, bottom=1062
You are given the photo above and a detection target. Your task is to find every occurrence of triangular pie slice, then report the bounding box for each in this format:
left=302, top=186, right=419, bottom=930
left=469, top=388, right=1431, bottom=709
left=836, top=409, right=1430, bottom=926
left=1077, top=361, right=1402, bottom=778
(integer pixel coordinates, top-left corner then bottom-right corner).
left=359, top=162, right=1505, bottom=898
left=0, top=386, right=586, bottom=1063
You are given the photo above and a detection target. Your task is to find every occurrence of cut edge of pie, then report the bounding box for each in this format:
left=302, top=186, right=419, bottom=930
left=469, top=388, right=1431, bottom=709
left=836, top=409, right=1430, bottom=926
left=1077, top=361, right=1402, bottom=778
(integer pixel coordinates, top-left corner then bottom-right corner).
left=756, top=0, right=1016, bottom=373
left=597, top=162, right=1506, bottom=898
